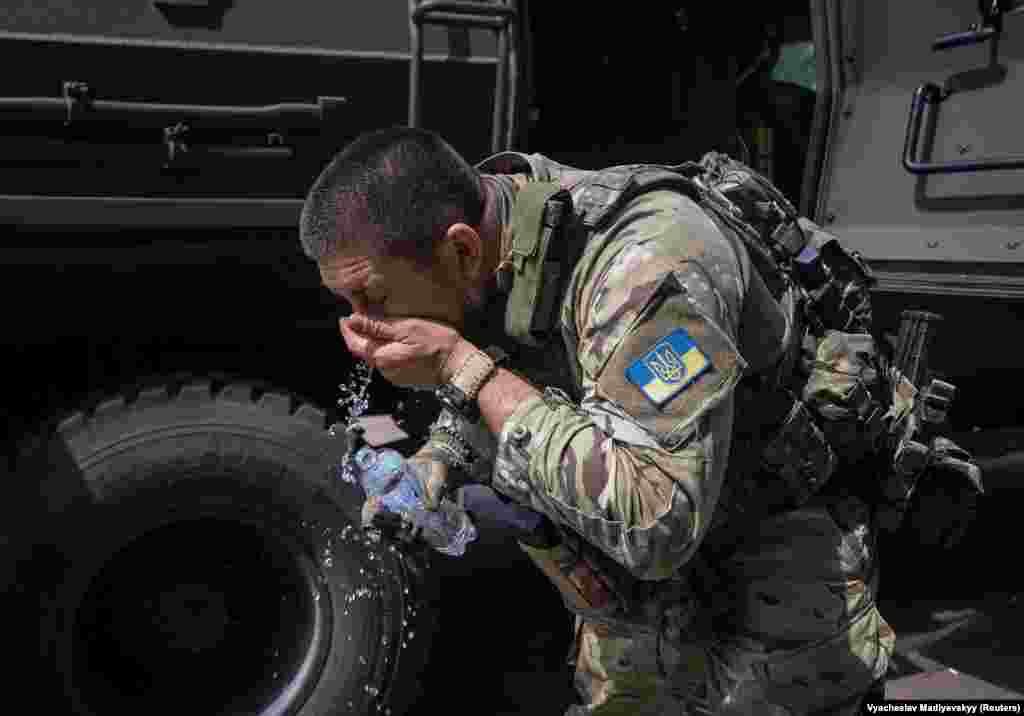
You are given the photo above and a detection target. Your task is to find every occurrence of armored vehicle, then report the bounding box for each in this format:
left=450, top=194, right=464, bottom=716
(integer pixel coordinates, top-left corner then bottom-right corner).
left=6, top=1, right=1021, bottom=713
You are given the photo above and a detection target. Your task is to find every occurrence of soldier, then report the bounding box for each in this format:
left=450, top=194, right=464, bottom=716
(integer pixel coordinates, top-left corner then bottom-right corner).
left=300, top=126, right=894, bottom=714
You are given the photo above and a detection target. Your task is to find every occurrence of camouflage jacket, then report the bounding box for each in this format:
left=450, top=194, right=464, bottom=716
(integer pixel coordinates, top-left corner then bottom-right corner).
left=472, top=152, right=796, bottom=581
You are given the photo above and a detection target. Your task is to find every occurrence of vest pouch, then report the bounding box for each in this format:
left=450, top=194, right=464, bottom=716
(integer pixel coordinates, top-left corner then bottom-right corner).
left=802, top=331, right=887, bottom=463
left=520, top=534, right=705, bottom=639
left=519, top=539, right=622, bottom=619
left=761, top=399, right=838, bottom=505
left=505, top=181, right=576, bottom=348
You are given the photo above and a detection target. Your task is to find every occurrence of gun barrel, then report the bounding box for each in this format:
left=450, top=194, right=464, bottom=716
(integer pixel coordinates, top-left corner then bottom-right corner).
left=894, top=310, right=943, bottom=386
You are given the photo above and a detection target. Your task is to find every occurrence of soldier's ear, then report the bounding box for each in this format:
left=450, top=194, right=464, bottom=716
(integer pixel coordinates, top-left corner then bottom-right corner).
left=443, top=222, right=484, bottom=280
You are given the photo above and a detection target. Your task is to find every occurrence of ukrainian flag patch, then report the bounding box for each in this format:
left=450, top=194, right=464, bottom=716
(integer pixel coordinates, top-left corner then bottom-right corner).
left=625, top=328, right=712, bottom=406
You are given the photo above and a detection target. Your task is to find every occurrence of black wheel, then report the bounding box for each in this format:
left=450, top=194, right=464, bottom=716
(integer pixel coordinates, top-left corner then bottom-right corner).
left=14, top=375, right=436, bottom=716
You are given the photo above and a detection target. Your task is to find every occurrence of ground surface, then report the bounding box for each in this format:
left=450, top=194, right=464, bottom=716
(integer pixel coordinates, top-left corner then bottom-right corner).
left=882, top=594, right=1024, bottom=701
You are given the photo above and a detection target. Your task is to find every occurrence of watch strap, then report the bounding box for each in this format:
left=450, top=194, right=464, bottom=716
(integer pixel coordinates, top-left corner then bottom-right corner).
left=448, top=347, right=498, bottom=401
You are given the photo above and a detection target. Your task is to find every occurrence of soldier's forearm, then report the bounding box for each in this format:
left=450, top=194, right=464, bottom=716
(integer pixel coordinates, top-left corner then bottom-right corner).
left=442, top=338, right=543, bottom=440
left=476, top=366, right=543, bottom=439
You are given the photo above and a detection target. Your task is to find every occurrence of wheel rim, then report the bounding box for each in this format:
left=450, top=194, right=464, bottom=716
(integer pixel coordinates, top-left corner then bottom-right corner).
left=72, top=517, right=330, bottom=716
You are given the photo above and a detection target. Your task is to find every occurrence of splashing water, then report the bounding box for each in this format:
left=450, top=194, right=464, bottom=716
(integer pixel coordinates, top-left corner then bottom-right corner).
left=337, top=360, right=374, bottom=421
left=327, top=360, right=375, bottom=483
left=330, top=360, right=374, bottom=429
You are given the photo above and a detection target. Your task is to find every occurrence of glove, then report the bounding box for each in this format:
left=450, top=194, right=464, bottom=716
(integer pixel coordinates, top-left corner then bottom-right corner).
left=903, top=437, right=984, bottom=550
left=359, top=438, right=475, bottom=543
left=406, top=439, right=475, bottom=510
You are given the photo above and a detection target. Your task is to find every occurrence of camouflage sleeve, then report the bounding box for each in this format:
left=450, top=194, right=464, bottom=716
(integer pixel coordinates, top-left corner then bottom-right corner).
left=491, top=190, right=749, bottom=580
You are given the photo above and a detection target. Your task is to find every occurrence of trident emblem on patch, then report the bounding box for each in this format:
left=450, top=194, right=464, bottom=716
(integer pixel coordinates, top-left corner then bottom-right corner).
left=645, top=343, right=685, bottom=384
left=625, top=328, right=711, bottom=406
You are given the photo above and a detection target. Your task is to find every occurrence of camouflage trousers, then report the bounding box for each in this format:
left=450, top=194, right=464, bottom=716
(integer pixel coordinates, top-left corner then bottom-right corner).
left=563, top=500, right=896, bottom=715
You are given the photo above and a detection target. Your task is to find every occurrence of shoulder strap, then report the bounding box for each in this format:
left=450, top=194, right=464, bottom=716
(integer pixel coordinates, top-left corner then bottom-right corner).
left=475, top=151, right=552, bottom=181
left=571, top=161, right=803, bottom=383
left=570, top=161, right=789, bottom=288
left=572, top=164, right=702, bottom=230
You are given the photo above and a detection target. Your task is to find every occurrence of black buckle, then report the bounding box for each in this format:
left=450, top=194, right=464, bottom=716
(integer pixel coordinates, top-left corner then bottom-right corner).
left=436, top=382, right=480, bottom=423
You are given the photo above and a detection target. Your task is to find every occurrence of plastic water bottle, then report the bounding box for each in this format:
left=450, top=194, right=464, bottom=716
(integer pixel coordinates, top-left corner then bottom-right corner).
left=350, top=444, right=478, bottom=557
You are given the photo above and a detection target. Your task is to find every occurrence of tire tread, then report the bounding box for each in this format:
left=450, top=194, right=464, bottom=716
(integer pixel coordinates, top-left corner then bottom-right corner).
left=53, top=375, right=331, bottom=448
left=258, top=391, right=293, bottom=416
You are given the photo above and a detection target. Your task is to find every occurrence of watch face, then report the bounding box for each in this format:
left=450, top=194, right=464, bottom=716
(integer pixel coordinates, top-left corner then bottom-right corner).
left=442, top=384, right=468, bottom=409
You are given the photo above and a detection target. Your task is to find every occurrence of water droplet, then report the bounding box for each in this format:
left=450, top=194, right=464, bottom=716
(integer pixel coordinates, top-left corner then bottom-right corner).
left=334, top=361, right=375, bottom=426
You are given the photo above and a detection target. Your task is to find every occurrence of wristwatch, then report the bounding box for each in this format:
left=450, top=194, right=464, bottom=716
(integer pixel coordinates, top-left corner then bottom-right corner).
left=436, top=345, right=507, bottom=422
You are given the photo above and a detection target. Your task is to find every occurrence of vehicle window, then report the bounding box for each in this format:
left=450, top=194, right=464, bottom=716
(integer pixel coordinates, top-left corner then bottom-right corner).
left=736, top=11, right=818, bottom=208
left=772, top=41, right=817, bottom=94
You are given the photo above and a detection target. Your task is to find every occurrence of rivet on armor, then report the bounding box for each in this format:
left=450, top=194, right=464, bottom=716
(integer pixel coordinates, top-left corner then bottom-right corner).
left=511, top=425, right=532, bottom=447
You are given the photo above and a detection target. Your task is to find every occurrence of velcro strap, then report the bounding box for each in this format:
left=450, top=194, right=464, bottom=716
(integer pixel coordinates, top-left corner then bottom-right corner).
left=574, top=166, right=701, bottom=230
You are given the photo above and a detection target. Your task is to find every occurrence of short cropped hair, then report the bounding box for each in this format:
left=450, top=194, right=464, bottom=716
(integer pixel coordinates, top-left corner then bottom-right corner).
left=299, top=127, right=485, bottom=267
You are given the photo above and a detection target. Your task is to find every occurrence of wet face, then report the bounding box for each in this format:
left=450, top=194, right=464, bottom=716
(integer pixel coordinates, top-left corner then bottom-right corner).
left=317, top=223, right=490, bottom=332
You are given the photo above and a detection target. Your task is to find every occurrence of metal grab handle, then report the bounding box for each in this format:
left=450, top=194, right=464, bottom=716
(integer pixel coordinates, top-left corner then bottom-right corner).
left=412, top=1, right=516, bottom=28
left=932, top=0, right=1024, bottom=51
left=163, top=124, right=295, bottom=167
left=0, top=83, right=347, bottom=130
left=932, top=25, right=997, bottom=51
left=902, top=82, right=1024, bottom=175
left=408, top=0, right=518, bottom=155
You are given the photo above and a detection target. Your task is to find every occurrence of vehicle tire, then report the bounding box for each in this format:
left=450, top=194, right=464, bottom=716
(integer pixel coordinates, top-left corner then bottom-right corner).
left=13, top=375, right=436, bottom=716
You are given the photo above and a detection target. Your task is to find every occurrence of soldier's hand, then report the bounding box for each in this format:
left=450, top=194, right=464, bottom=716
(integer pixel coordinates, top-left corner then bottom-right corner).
left=360, top=491, right=437, bottom=548
left=406, top=444, right=473, bottom=510
left=339, top=313, right=468, bottom=390
left=360, top=495, right=405, bottom=534
left=904, top=438, right=984, bottom=550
